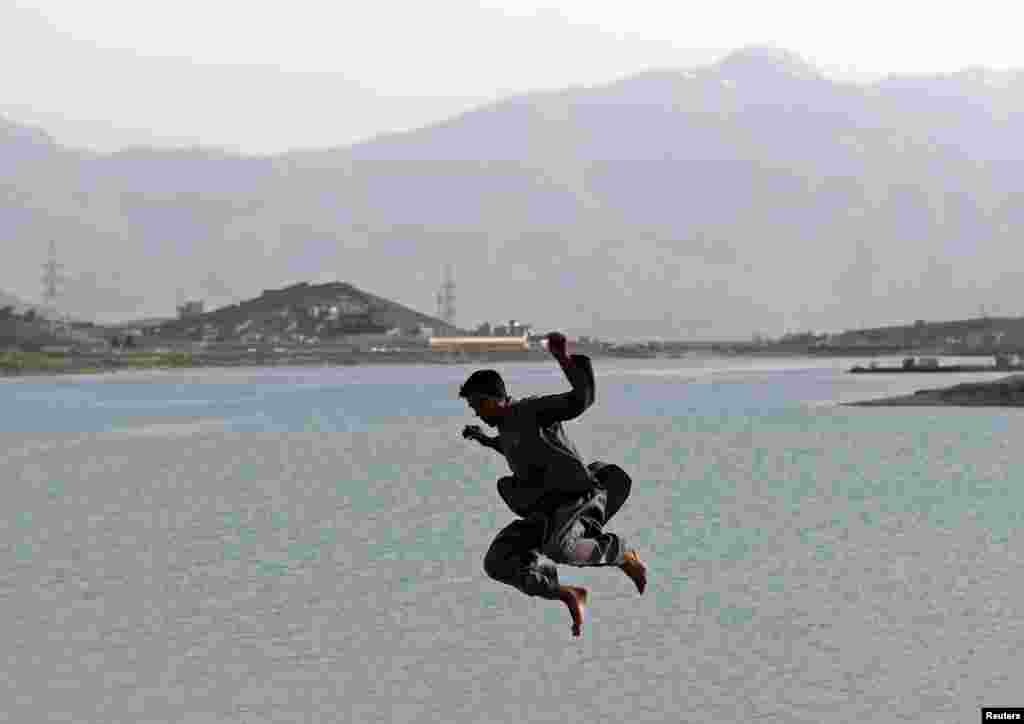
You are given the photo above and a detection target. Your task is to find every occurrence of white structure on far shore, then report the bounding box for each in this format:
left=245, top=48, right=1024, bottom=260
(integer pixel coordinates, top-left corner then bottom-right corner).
left=428, top=335, right=530, bottom=353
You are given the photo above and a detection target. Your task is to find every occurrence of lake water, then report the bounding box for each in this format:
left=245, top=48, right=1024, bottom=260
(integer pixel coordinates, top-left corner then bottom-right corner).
left=2, top=355, right=1022, bottom=723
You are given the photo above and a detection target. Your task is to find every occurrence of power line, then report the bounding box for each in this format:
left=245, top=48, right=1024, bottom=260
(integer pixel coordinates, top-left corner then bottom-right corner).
left=436, top=264, right=456, bottom=327
left=41, top=240, right=63, bottom=312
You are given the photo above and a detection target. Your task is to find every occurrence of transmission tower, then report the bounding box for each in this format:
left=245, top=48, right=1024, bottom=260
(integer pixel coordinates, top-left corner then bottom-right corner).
left=41, top=240, right=63, bottom=318
left=435, top=265, right=456, bottom=328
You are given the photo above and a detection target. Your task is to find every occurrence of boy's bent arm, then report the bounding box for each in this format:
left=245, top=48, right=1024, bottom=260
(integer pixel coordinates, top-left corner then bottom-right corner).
left=479, top=435, right=505, bottom=456
left=521, top=354, right=596, bottom=424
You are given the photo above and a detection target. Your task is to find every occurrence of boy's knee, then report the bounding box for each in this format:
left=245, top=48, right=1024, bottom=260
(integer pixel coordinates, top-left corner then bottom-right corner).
left=496, top=476, right=530, bottom=517
left=482, top=547, right=506, bottom=582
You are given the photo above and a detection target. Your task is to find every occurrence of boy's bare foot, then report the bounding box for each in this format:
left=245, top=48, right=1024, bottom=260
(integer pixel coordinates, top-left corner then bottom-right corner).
left=558, top=585, right=588, bottom=638
left=619, top=549, right=647, bottom=595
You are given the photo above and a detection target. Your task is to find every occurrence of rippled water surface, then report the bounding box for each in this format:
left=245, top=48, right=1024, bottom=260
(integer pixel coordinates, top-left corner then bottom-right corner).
left=2, top=356, right=1022, bottom=723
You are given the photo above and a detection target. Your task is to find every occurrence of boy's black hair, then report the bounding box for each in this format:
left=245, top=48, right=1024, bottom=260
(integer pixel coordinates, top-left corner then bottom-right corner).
left=459, top=369, right=507, bottom=399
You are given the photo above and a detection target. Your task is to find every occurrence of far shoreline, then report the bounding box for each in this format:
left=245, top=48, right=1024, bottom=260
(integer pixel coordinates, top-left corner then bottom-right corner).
left=0, top=347, right=596, bottom=380
left=7, top=350, right=1024, bottom=398
left=0, top=346, right=851, bottom=381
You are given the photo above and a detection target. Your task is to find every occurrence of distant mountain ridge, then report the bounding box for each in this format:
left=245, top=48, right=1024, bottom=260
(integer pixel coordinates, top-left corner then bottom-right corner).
left=4, top=47, right=1024, bottom=338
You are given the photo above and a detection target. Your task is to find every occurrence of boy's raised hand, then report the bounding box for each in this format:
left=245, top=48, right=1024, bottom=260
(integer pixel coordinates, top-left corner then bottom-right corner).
left=462, top=424, right=486, bottom=442
left=546, top=331, right=568, bottom=361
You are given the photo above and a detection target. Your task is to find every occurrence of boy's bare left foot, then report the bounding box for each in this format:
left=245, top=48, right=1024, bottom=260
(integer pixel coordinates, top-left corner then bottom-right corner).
left=558, top=585, right=588, bottom=638
left=619, top=549, right=647, bottom=595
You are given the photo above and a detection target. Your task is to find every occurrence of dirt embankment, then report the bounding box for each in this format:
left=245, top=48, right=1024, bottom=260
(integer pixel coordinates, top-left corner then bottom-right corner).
left=847, top=374, right=1024, bottom=407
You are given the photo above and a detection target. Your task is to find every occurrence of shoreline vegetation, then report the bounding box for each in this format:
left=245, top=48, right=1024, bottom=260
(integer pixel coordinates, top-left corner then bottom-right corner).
left=0, top=339, right=826, bottom=378
left=0, top=346, right=563, bottom=377
left=1, top=350, right=195, bottom=376
left=0, top=343, right=833, bottom=378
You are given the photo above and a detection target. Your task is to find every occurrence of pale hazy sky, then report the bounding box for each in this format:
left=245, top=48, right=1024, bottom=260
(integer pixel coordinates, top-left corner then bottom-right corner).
left=5, top=0, right=1024, bottom=154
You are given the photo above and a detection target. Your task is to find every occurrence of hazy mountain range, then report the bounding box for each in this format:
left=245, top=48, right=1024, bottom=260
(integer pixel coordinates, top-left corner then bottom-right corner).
left=4, top=46, right=1024, bottom=339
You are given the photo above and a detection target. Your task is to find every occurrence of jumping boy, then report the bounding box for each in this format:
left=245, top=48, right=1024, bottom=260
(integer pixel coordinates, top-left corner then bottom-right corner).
left=459, top=331, right=646, bottom=637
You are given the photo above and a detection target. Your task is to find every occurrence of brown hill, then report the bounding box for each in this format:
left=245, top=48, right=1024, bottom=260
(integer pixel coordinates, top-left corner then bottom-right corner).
left=148, top=281, right=465, bottom=342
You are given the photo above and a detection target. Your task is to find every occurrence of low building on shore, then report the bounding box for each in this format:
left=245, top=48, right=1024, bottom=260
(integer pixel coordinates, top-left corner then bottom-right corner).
left=428, top=335, right=530, bottom=353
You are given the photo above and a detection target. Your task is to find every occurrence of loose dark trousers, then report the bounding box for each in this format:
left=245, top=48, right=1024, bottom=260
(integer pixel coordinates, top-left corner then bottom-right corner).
left=483, top=463, right=631, bottom=600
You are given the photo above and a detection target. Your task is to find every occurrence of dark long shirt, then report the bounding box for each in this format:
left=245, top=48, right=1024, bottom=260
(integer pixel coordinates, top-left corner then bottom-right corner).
left=484, top=354, right=597, bottom=517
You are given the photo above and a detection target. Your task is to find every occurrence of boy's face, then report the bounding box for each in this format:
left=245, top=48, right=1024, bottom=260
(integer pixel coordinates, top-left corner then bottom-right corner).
left=466, top=394, right=506, bottom=426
